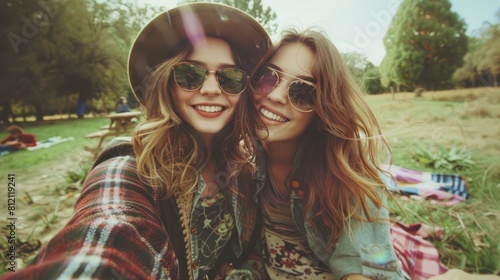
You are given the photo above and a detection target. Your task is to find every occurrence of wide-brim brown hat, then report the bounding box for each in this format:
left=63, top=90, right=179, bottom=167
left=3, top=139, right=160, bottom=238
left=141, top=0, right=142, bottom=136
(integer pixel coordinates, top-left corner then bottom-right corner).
left=128, top=2, right=271, bottom=103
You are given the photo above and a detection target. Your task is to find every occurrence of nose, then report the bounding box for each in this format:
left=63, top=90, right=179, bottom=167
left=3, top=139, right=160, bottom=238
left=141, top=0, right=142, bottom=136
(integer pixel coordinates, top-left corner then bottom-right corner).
left=266, top=78, right=288, bottom=105
left=199, top=71, right=221, bottom=96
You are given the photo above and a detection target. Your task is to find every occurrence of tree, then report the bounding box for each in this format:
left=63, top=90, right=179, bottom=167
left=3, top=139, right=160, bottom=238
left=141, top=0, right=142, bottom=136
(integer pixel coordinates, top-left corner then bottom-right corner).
left=453, top=14, right=500, bottom=88
left=380, top=0, right=468, bottom=91
left=44, top=0, right=141, bottom=118
left=342, top=52, right=386, bottom=94
left=0, top=0, right=157, bottom=122
left=452, top=37, right=480, bottom=87
left=342, top=52, right=371, bottom=82
left=363, top=66, right=386, bottom=94
left=476, top=21, right=500, bottom=87
left=0, top=0, right=46, bottom=123
left=178, top=0, right=277, bottom=35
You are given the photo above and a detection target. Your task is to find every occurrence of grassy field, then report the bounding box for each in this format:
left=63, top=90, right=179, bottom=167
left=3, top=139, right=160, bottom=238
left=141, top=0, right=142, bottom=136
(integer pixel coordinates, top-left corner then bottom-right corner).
left=0, top=117, right=110, bottom=171
left=0, top=87, right=499, bottom=275
left=0, top=117, right=115, bottom=272
left=366, top=87, right=500, bottom=274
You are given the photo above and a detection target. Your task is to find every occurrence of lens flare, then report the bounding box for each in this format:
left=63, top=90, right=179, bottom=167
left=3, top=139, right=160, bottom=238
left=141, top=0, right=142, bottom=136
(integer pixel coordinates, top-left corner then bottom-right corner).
left=179, top=7, right=206, bottom=48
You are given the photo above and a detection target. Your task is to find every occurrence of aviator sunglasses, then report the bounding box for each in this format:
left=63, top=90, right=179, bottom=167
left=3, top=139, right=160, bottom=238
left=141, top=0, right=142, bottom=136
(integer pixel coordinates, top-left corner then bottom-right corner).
left=251, top=66, right=316, bottom=112
left=172, top=62, right=248, bottom=95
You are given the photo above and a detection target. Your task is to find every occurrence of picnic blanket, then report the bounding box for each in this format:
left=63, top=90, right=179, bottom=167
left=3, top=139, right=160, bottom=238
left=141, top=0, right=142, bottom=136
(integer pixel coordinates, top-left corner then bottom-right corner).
left=381, top=164, right=469, bottom=205
left=1, top=136, right=74, bottom=156
left=27, top=136, right=74, bottom=151
left=380, top=165, right=474, bottom=278
left=391, top=223, right=448, bottom=280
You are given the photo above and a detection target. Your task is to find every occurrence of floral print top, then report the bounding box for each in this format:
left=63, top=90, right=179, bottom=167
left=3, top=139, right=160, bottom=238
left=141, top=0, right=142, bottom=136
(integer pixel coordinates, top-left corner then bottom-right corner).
left=260, top=181, right=334, bottom=279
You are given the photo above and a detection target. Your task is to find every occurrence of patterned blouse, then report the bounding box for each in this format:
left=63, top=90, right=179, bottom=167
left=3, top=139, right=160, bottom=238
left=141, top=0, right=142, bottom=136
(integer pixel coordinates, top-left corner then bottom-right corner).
left=193, top=191, right=234, bottom=277
left=260, top=179, right=334, bottom=279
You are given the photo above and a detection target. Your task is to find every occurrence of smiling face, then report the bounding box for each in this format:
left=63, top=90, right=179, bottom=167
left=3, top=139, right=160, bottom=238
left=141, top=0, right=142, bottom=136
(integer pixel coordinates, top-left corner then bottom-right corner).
left=253, top=42, right=316, bottom=144
left=173, top=37, right=241, bottom=142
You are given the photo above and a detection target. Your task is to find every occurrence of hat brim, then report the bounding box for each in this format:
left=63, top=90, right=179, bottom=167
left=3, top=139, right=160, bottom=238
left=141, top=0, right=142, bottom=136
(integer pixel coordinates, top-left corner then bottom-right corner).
left=128, top=3, right=271, bottom=102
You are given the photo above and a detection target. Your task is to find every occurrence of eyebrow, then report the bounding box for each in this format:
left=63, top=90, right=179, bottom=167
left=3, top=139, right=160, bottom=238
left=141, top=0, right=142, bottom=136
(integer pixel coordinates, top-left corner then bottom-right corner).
left=184, top=59, right=237, bottom=69
left=267, top=63, right=316, bottom=83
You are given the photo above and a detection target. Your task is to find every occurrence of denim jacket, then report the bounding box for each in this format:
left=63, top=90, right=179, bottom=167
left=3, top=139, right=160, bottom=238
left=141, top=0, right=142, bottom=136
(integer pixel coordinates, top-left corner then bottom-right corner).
left=252, top=153, right=405, bottom=280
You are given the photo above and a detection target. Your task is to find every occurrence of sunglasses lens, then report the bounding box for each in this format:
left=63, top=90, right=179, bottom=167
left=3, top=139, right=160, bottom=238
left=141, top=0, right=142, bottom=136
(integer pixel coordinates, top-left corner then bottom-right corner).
left=218, top=69, right=248, bottom=94
left=251, top=67, right=279, bottom=94
left=173, top=63, right=206, bottom=90
left=289, top=81, right=315, bottom=111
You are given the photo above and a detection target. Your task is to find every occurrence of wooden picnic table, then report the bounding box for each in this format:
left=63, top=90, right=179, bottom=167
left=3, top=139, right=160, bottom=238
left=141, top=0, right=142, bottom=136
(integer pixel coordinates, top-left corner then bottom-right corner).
left=85, top=111, right=142, bottom=157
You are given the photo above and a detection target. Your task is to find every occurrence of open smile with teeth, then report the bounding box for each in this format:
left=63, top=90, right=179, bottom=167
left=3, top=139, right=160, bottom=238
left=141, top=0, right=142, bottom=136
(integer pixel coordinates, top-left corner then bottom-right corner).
left=194, top=105, right=224, bottom=113
left=260, top=108, right=288, bottom=122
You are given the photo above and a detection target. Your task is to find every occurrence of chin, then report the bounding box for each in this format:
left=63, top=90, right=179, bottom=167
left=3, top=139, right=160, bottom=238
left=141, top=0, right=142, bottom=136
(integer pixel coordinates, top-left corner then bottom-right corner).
left=267, top=127, right=288, bottom=140
left=192, top=123, right=226, bottom=136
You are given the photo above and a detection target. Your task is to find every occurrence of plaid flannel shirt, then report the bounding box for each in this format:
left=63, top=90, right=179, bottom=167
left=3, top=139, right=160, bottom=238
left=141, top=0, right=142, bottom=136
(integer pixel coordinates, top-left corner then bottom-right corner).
left=2, top=156, right=179, bottom=279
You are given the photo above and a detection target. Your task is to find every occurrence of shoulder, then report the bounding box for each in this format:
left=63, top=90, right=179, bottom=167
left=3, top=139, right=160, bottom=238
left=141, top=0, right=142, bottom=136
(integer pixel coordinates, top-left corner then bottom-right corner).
left=83, top=156, right=147, bottom=198
left=77, top=156, right=158, bottom=215
left=85, top=156, right=141, bottom=187
left=93, top=137, right=134, bottom=167
left=91, top=155, right=137, bottom=173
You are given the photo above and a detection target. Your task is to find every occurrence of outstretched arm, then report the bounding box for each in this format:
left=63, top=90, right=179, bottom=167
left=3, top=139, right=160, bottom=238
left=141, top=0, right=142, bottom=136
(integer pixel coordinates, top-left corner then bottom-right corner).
left=1, top=156, right=179, bottom=280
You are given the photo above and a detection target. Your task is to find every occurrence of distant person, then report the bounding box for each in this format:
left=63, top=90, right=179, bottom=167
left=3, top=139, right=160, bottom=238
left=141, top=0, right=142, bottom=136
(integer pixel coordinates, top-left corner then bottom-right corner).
left=115, top=96, right=132, bottom=113
left=0, top=125, right=37, bottom=154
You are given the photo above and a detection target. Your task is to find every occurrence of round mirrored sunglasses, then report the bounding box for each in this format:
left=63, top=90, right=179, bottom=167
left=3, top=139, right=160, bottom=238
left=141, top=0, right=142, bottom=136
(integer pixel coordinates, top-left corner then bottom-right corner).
left=250, top=66, right=315, bottom=112
left=172, top=62, right=248, bottom=95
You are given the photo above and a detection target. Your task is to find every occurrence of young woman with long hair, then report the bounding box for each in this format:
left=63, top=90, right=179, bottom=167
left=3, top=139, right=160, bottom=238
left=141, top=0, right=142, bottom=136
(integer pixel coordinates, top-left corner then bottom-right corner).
left=0, top=3, right=270, bottom=280
left=227, top=27, right=405, bottom=280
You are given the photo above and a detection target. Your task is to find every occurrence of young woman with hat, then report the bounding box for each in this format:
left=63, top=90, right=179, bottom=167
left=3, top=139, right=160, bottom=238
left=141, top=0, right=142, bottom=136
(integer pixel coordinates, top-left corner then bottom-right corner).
left=1, top=3, right=270, bottom=280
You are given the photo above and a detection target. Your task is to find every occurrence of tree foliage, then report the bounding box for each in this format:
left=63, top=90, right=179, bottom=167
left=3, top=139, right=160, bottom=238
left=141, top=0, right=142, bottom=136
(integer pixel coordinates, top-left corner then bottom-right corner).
left=1, top=0, right=54, bottom=122
left=362, top=66, right=387, bottom=95
left=0, top=0, right=160, bottom=123
left=453, top=13, right=500, bottom=88
left=380, top=0, right=468, bottom=90
left=342, top=52, right=386, bottom=94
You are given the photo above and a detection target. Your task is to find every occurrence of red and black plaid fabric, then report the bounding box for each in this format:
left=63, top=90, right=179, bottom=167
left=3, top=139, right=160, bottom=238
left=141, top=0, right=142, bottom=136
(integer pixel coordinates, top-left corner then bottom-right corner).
left=2, top=156, right=179, bottom=280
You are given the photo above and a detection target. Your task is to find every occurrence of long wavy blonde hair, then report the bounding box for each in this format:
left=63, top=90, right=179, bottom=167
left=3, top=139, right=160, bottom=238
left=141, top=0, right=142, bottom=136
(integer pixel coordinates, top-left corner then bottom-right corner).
left=131, top=40, right=260, bottom=200
left=260, top=28, right=392, bottom=244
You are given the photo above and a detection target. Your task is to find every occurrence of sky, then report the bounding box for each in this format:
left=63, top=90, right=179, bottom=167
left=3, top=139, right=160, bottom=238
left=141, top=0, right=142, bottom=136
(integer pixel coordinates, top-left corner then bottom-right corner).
left=141, top=0, right=499, bottom=66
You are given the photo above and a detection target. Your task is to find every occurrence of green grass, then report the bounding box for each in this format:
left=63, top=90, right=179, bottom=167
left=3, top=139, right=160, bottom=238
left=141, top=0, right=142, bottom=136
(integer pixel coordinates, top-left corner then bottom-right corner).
left=367, top=87, right=500, bottom=274
left=0, top=117, right=113, bottom=275
left=0, top=117, right=110, bottom=171
left=1, top=88, right=499, bottom=275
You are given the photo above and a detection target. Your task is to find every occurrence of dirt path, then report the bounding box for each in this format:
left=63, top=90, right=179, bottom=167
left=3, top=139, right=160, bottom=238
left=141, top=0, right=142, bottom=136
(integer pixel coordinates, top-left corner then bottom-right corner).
left=9, top=149, right=94, bottom=269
